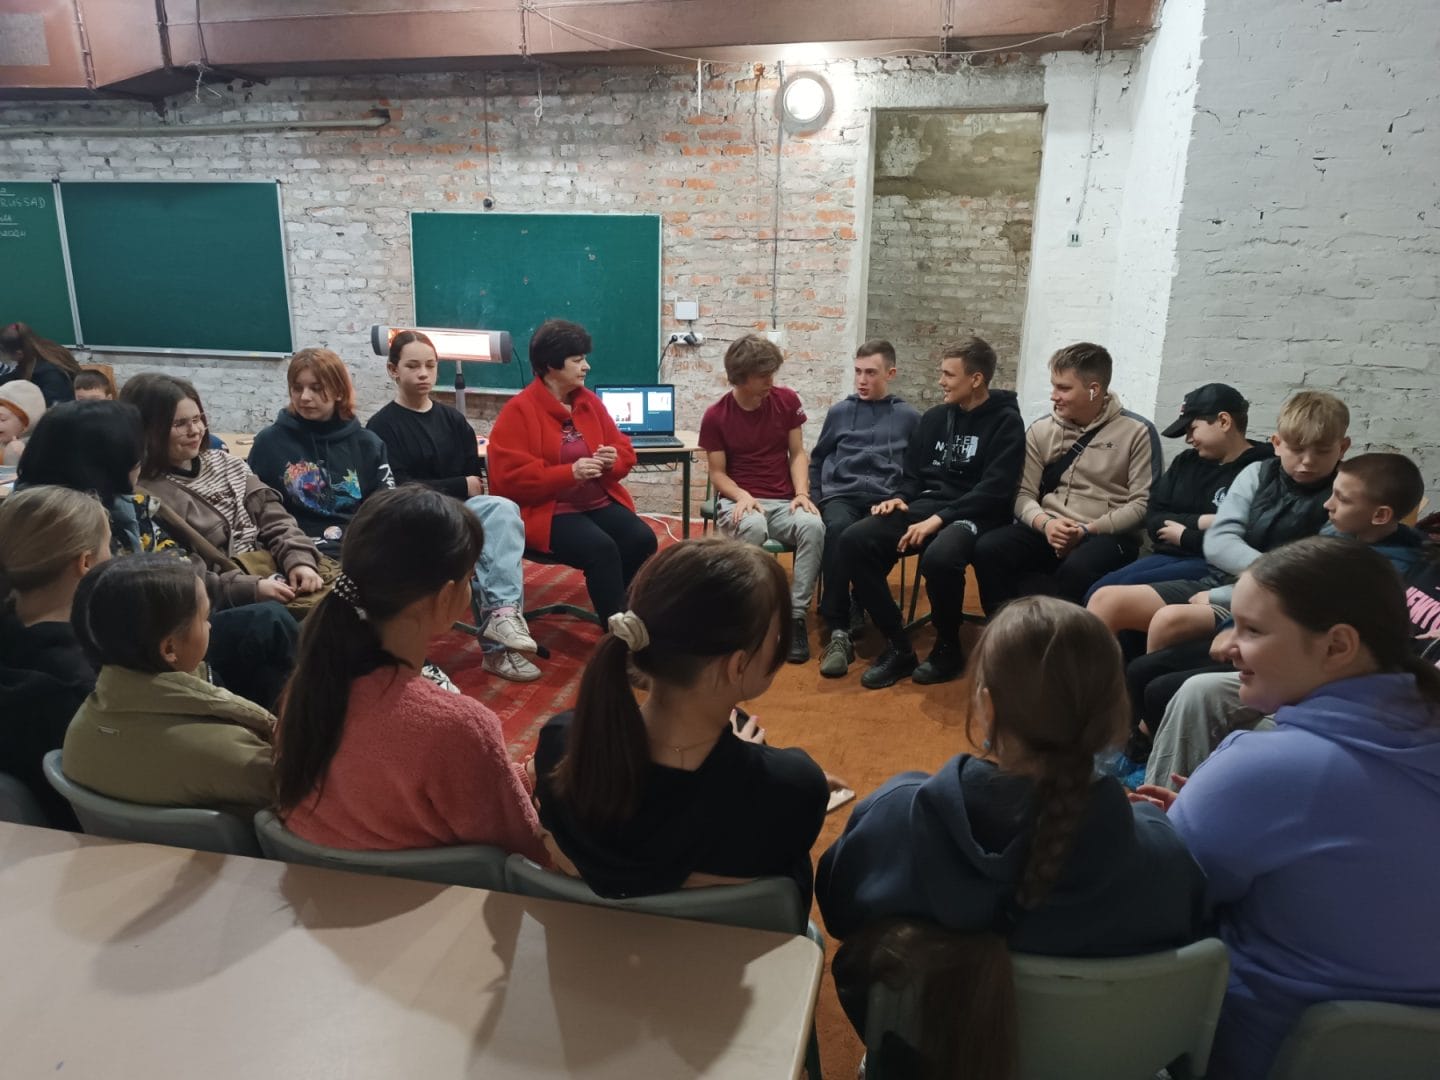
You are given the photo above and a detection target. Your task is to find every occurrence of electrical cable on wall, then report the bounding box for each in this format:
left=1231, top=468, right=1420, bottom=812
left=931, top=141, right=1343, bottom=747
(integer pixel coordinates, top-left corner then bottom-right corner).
left=1071, top=9, right=1109, bottom=232
left=771, top=60, right=784, bottom=331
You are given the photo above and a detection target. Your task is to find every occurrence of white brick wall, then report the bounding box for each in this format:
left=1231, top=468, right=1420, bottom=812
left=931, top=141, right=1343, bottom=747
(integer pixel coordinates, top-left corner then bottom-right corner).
left=1159, top=0, right=1440, bottom=483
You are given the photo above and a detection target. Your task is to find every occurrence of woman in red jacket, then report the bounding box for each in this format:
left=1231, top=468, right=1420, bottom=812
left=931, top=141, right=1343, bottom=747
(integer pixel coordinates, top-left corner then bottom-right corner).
left=488, top=320, right=658, bottom=619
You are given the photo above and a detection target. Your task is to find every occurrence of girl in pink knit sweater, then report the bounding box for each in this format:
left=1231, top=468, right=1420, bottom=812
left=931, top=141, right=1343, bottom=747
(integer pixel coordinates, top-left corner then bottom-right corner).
left=274, top=485, right=545, bottom=860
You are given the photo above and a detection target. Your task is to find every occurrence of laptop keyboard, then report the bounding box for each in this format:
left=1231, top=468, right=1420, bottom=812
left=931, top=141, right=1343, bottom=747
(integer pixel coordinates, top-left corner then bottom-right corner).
left=629, top=435, right=684, bottom=449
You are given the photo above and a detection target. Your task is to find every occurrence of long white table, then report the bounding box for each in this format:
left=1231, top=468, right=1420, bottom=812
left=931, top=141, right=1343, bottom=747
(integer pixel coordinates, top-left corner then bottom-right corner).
left=0, top=823, right=822, bottom=1078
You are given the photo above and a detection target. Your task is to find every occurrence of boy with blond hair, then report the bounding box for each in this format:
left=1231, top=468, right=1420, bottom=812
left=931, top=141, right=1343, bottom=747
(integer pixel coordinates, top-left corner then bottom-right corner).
left=1134, top=390, right=1352, bottom=653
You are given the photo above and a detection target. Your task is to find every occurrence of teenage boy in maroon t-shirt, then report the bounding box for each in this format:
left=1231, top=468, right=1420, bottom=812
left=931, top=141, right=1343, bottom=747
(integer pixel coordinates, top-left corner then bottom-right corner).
left=700, top=334, right=824, bottom=663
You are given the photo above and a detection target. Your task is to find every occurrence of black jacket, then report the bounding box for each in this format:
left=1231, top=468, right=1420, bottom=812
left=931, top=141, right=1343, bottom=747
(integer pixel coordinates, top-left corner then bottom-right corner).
left=897, top=390, right=1025, bottom=530
left=0, top=358, right=74, bottom=406
left=1246, top=457, right=1335, bottom=551
left=1146, top=441, right=1274, bottom=555
left=365, top=400, right=483, bottom=501
left=248, top=410, right=394, bottom=547
left=0, top=608, right=92, bottom=828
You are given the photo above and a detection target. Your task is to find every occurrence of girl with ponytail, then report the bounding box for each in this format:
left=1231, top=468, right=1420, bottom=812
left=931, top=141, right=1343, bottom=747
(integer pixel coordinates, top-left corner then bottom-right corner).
left=274, top=485, right=545, bottom=860
left=533, top=537, right=830, bottom=899
left=817, top=595, right=1205, bottom=1077
left=1165, top=536, right=1440, bottom=1080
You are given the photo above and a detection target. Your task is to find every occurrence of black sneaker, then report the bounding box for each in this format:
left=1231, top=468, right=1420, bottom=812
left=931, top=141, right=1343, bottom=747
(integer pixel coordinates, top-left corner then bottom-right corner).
left=861, top=642, right=918, bottom=690
left=913, top=638, right=965, bottom=685
left=787, top=616, right=810, bottom=664
left=819, top=630, right=854, bottom=678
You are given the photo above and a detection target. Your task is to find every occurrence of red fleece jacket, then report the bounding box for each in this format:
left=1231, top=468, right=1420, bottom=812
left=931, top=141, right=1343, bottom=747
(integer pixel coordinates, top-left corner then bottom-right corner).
left=487, top=378, right=638, bottom=552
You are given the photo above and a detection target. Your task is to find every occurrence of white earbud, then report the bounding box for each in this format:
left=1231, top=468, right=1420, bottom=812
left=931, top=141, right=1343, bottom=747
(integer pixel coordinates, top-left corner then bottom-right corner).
left=1088, top=389, right=1096, bottom=400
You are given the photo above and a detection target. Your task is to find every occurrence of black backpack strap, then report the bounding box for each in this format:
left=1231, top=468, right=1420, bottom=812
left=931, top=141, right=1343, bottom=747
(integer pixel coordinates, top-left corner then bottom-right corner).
left=1037, top=418, right=1112, bottom=500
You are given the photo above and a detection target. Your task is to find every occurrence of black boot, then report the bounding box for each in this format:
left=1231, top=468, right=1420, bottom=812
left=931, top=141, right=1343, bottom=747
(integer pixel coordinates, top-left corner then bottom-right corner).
left=787, top=614, right=810, bottom=664
left=861, top=639, right=918, bottom=690
left=913, top=637, right=965, bottom=685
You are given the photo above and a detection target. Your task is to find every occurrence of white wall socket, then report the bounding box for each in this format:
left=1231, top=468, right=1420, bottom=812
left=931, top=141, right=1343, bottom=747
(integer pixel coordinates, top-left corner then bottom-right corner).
left=765, top=328, right=784, bottom=346
left=674, top=299, right=700, bottom=321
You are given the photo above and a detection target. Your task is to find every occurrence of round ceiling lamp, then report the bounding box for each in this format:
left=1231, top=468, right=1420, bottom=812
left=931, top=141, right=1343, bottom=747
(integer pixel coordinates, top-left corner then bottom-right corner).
left=778, top=72, right=833, bottom=135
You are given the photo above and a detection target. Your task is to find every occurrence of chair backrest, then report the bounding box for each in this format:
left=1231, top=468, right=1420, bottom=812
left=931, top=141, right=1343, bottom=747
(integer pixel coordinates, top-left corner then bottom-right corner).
left=41, top=750, right=261, bottom=856
left=0, top=771, right=50, bottom=827
left=863, top=936, right=1230, bottom=1080
left=504, top=855, right=807, bottom=934
left=1267, top=1000, right=1440, bottom=1080
left=254, top=809, right=509, bottom=890
left=1011, top=938, right=1230, bottom=1079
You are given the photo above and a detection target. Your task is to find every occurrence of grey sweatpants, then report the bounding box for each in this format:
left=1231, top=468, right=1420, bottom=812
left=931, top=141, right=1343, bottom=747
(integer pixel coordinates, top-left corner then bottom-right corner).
left=717, top=497, right=825, bottom=612
left=1145, top=671, right=1276, bottom=785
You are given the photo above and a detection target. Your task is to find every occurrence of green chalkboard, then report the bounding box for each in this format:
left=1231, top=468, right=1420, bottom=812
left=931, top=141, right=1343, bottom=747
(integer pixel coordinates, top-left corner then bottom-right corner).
left=59, top=181, right=292, bottom=354
left=0, top=181, right=77, bottom=345
left=411, top=212, right=661, bottom=390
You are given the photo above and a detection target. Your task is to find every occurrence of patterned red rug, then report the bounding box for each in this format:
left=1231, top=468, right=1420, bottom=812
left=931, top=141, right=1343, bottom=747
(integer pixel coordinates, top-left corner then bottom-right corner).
left=426, top=518, right=684, bottom=756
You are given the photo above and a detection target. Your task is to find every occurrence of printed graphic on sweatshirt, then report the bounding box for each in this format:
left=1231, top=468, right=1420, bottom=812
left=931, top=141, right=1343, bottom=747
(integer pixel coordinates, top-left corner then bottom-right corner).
left=283, top=460, right=365, bottom=516
left=931, top=433, right=979, bottom=467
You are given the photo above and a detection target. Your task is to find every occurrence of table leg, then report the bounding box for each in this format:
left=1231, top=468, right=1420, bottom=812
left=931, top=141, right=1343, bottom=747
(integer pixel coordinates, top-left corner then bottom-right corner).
left=682, top=454, right=692, bottom=538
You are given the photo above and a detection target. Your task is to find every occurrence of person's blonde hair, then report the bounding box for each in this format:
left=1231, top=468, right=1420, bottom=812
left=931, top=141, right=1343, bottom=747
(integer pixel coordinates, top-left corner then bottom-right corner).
left=1276, top=390, right=1349, bottom=447
left=0, top=485, right=109, bottom=594
left=287, top=347, right=358, bottom=420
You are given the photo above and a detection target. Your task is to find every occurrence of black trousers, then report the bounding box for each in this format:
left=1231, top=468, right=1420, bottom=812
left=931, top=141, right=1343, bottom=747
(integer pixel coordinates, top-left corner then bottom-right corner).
left=208, top=600, right=300, bottom=713
left=818, top=497, right=870, bottom=632
left=840, top=512, right=979, bottom=642
left=973, top=523, right=1139, bottom=610
left=546, top=502, right=659, bottom=619
left=1125, top=638, right=1224, bottom=738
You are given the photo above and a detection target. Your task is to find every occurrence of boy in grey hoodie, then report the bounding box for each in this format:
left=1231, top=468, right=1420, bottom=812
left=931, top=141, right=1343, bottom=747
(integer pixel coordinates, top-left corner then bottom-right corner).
left=808, top=340, right=921, bottom=656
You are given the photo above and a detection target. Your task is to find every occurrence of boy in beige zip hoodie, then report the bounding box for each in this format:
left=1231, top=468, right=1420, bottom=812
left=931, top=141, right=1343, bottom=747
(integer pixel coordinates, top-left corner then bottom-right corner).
left=973, top=343, right=1160, bottom=609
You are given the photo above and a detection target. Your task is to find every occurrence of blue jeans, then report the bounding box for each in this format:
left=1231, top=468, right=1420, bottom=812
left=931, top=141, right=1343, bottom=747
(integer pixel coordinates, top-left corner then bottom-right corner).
left=1083, top=553, right=1210, bottom=603
left=465, top=494, right=526, bottom=611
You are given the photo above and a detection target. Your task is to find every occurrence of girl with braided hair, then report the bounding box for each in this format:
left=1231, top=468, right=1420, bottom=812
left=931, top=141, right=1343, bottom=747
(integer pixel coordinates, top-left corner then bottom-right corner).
left=817, top=595, right=1205, bottom=1073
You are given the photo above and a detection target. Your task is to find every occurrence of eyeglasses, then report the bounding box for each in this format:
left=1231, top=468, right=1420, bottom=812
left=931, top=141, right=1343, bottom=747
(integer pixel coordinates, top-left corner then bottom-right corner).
left=172, top=414, right=208, bottom=433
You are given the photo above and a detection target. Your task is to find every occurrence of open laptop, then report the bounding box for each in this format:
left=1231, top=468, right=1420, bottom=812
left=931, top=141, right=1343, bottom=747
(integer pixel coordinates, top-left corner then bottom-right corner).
left=596, top=384, right=683, bottom=448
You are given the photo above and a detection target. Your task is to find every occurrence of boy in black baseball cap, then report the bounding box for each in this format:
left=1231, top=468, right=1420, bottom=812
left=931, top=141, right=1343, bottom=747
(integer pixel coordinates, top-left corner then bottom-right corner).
left=1086, top=382, right=1271, bottom=628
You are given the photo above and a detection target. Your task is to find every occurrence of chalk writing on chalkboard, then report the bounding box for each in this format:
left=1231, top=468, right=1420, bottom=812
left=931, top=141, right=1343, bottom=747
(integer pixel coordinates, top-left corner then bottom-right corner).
left=0, top=188, right=47, bottom=209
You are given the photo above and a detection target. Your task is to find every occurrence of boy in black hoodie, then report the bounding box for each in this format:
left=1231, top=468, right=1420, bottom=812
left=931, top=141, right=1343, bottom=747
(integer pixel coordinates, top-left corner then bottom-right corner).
left=836, top=338, right=1025, bottom=688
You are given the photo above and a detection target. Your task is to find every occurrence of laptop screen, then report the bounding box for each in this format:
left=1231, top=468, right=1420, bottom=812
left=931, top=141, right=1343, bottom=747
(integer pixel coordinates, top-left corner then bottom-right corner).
left=596, top=385, right=676, bottom=435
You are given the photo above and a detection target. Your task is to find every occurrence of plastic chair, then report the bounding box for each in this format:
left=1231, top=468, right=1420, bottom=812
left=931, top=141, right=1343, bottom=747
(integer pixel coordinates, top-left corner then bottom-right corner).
left=0, top=771, right=50, bottom=827
left=863, top=936, right=1230, bottom=1080
left=253, top=809, right=511, bottom=889
left=42, top=750, right=262, bottom=856
left=506, top=856, right=825, bottom=1077
left=1267, top=1000, right=1440, bottom=1080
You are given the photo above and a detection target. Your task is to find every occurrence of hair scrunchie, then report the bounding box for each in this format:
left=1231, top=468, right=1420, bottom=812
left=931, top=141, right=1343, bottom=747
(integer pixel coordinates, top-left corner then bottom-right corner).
left=608, top=610, right=650, bottom=652
left=333, top=572, right=368, bottom=621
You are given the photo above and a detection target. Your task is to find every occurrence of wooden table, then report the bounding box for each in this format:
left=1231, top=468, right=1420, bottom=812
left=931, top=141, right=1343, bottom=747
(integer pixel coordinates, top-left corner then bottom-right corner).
left=0, top=823, right=822, bottom=1079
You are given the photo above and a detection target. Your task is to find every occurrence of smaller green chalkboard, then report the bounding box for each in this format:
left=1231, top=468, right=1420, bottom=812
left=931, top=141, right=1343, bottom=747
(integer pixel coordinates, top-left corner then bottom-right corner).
left=0, top=181, right=77, bottom=345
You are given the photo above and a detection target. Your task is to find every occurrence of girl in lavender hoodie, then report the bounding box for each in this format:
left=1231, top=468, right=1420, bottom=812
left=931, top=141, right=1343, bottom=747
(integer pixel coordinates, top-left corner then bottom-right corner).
left=1146, top=536, right=1440, bottom=1079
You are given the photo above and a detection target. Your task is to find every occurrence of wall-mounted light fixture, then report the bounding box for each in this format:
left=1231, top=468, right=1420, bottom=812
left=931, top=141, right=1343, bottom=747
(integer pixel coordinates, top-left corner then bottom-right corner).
left=369, top=324, right=514, bottom=364
left=777, top=71, right=833, bottom=135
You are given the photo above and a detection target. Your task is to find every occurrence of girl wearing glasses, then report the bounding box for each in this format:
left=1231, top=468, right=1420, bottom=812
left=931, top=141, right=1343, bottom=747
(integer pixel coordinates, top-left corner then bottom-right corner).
left=120, top=374, right=333, bottom=614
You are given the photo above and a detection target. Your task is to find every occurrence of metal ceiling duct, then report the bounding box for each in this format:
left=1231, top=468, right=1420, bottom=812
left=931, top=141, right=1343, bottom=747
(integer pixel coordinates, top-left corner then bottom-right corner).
left=0, top=0, right=1158, bottom=101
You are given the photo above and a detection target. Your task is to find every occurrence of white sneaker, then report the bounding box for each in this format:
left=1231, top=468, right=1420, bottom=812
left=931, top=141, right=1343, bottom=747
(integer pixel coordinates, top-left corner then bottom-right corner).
left=483, top=648, right=542, bottom=683
left=483, top=609, right=538, bottom=653
left=421, top=661, right=461, bottom=695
